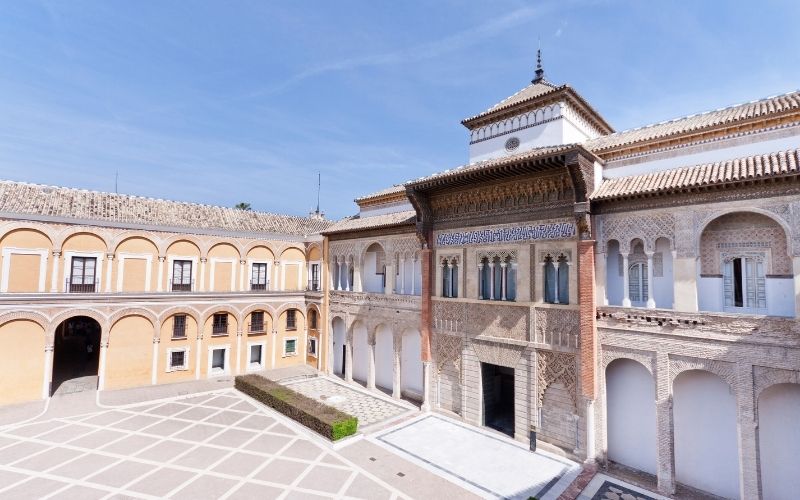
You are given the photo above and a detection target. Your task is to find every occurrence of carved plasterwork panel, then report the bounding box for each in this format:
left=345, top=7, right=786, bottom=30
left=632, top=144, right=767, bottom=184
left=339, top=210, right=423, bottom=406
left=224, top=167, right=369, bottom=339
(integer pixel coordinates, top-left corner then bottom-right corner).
left=471, top=338, right=525, bottom=368
left=433, top=300, right=466, bottom=333
left=698, top=212, right=791, bottom=274
left=534, top=307, right=579, bottom=348
left=536, top=350, right=577, bottom=406
left=476, top=249, right=518, bottom=264
left=433, top=332, right=462, bottom=379
left=466, top=303, right=528, bottom=341
left=600, top=212, right=675, bottom=253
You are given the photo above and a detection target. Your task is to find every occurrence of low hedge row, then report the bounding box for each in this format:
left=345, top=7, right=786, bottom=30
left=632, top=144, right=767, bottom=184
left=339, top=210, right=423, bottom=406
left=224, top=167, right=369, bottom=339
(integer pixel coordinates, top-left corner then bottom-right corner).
left=235, top=374, right=358, bottom=441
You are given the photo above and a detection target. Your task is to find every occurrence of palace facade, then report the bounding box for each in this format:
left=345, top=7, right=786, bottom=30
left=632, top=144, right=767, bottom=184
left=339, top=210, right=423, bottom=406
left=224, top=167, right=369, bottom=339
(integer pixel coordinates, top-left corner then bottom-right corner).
left=1, top=57, right=799, bottom=499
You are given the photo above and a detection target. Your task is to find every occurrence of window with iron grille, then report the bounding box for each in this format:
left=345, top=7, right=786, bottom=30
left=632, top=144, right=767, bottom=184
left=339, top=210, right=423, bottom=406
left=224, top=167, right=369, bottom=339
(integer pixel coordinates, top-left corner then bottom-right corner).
left=69, top=256, right=97, bottom=292
left=250, top=311, right=264, bottom=333
left=172, top=260, right=192, bottom=291
left=286, top=309, right=297, bottom=330
left=212, top=313, right=228, bottom=335
left=251, top=263, right=268, bottom=290
left=284, top=338, right=297, bottom=356
left=168, top=349, right=188, bottom=371
left=172, top=314, right=187, bottom=338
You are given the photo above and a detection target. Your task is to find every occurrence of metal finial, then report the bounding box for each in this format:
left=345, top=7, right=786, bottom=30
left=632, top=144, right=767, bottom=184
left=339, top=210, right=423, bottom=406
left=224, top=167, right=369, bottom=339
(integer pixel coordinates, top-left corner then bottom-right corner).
left=533, top=41, right=545, bottom=83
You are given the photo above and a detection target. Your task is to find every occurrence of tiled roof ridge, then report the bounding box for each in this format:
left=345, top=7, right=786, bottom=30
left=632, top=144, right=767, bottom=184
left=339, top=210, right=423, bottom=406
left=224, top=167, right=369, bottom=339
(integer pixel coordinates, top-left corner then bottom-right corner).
left=354, top=184, right=406, bottom=202
left=462, top=80, right=565, bottom=124
left=587, top=89, right=800, bottom=152
left=0, top=179, right=315, bottom=223
left=591, top=148, right=800, bottom=201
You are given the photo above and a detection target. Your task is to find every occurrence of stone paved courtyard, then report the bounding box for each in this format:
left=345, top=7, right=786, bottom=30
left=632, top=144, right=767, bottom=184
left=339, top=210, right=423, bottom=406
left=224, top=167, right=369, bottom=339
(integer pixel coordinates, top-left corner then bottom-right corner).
left=283, top=378, right=412, bottom=427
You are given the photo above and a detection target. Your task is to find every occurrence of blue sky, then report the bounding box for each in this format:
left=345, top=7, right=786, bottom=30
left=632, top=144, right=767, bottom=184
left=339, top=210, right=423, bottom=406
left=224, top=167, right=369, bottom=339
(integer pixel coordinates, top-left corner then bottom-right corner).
left=0, top=1, right=798, bottom=220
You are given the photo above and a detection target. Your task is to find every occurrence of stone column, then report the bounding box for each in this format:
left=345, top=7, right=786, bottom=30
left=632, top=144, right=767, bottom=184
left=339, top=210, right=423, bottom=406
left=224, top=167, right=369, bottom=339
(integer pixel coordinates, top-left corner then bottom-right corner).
left=156, top=256, right=165, bottom=292
left=421, top=360, right=432, bottom=412
left=400, top=257, right=406, bottom=294
left=105, top=254, right=114, bottom=292
left=151, top=338, right=159, bottom=385
left=239, top=260, right=246, bottom=291
left=595, top=248, right=608, bottom=306
left=646, top=251, right=656, bottom=308
left=195, top=334, right=202, bottom=380
left=367, top=338, right=376, bottom=390
left=621, top=252, right=631, bottom=307
left=42, top=344, right=54, bottom=398
left=655, top=352, right=676, bottom=495
left=51, top=251, right=62, bottom=292
left=736, top=363, right=760, bottom=499
left=553, top=262, right=561, bottom=304
left=199, top=258, right=207, bottom=292
left=477, top=262, right=484, bottom=299
left=488, top=262, right=495, bottom=300
left=385, top=262, right=395, bottom=295
left=344, top=342, right=353, bottom=383
left=500, top=261, right=507, bottom=300
left=410, top=258, right=417, bottom=295
left=353, top=259, right=362, bottom=292
left=97, top=341, right=109, bottom=391
left=236, top=330, right=243, bottom=374
left=336, top=261, right=342, bottom=290
left=392, top=335, right=402, bottom=399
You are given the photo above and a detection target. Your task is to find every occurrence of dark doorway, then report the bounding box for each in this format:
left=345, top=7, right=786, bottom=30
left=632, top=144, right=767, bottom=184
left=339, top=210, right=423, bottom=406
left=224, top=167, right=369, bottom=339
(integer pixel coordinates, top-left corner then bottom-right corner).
left=52, top=316, right=101, bottom=395
left=342, top=344, right=347, bottom=377
left=482, top=363, right=515, bottom=437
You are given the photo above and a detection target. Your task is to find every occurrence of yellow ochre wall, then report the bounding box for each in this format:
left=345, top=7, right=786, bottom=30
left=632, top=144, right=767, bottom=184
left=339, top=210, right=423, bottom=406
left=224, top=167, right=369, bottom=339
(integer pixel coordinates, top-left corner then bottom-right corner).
left=201, top=312, right=238, bottom=377
left=9, top=254, right=42, bottom=292
left=115, top=237, right=159, bottom=292
left=281, top=248, right=305, bottom=291
left=0, top=320, right=45, bottom=405
left=0, top=229, right=53, bottom=293
left=105, top=316, right=154, bottom=390
left=158, top=314, right=197, bottom=384
left=275, top=308, right=305, bottom=369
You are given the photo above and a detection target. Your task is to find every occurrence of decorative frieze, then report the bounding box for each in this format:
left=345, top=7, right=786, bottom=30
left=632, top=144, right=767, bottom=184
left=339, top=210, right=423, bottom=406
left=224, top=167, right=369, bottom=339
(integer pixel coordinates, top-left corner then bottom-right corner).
left=536, top=349, right=578, bottom=407
left=466, top=303, right=529, bottom=341
left=534, top=307, right=579, bottom=348
left=437, top=222, right=575, bottom=247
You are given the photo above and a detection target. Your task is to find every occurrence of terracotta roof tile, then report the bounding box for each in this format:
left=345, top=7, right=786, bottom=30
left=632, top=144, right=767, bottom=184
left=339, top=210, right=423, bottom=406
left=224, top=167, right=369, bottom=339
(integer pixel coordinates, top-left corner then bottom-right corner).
left=586, top=91, right=800, bottom=153
left=0, top=180, right=332, bottom=236
left=322, top=210, right=416, bottom=234
left=591, top=149, right=800, bottom=201
left=354, top=185, right=406, bottom=202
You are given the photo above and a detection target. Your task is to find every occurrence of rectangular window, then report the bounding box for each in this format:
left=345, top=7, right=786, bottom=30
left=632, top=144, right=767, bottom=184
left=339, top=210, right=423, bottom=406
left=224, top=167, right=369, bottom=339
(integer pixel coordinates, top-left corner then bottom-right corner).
left=249, top=344, right=263, bottom=369
left=284, top=338, right=297, bottom=356
left=167, top=348, right=189, bottom=372
left=308, top=337, right=317, bottom=357
left=172, top=260, right=192, bottom=291
left=309, top=310, right=317, bottom=330
left=286, top=309, right=297, bottom=330
left=249, top=311, right=264, bottom=333
left=309, top=263, right=320, bottom=291
left=172, top=314, right=187, bottom=338
left=212, top=313, right=228, bottom=335
left=69, top=256, right=97, bottom=292
left=251, top=263, right=268, bottom=290
left=211, top=348, right=226, bottom=371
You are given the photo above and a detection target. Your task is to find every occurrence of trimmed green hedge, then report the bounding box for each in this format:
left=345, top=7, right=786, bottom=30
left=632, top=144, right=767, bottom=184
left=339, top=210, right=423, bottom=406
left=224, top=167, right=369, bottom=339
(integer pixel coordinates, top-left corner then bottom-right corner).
left=235, top=374, right=358, bottom=441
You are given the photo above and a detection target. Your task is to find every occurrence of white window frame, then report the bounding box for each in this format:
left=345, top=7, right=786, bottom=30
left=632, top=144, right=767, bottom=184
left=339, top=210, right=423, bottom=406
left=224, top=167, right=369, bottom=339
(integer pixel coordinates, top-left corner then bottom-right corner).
left=207, top=345, right=231, bottom=376
left=167, top=255, right=198, bottom=290
left=723, top=254, right=767, bottom=314
left=308, top=260, right=322, bottom=291
left=1, top=247, right=48, bottom=293
left=307, top=337, right=318, bottom=358
left=283, top=337, right=298, bottom=357
left=116, top=252, right=153, bottom=292
left=248, top=260, right=271, bottom=290
left=64, top=251, right=104, bottom=292
left=166, top=347, right=190, bottom=372
left=246, top=341, right=266, bottom=371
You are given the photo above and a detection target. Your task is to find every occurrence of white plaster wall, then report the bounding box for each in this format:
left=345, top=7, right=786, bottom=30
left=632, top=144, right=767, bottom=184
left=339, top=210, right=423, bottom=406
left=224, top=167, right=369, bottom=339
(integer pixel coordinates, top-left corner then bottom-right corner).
left=562, top=118, right=593, bottom=145
left=759, top=383, right=800, bottom=500
left=673, top=370, right=740, bottom=499
left=360, top=201, right=414, bottom=217
left=469, top=120, right=566, bottom=163
left=606, top=243, right=623, bottom=306
left=605, top=359, right=657, bottom=475
left=603, top=128, right=800, bottom=179
left=401, top=330, right=423, bottom=396
left=767, top=278, right=794, bottom=317
left=362, top=252, right=383, bottom=293
left=697, top=276, right=723, bottom=313
left=332, top=318, right=346, bottom=376
left=374, top=326, right=394, bottom=391
left=652, top=239, right=674, bottom=309
left=352, top=324, right=369, bottom=384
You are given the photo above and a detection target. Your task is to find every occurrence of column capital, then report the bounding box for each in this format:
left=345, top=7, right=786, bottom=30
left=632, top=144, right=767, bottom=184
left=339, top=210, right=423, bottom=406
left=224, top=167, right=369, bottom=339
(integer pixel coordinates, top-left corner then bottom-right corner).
left=106, top=253, right=115, bottom=260
left=500, top=262, right=508, bottom=268
left=239, top=259, right=246, bottom=265
left=645, top=250, right=655, bottom=258
left=152, top=337, right=160, bottom=344
left=200, top=257, right=208, bottom=263
left=52, top=250, right=62, bottom=257
left=158, top=255, right=166, bottom=262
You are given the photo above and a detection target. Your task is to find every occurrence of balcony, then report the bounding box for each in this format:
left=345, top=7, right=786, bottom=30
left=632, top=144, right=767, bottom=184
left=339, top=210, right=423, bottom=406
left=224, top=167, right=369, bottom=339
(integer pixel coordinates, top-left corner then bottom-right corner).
left=306, top=279, right=320, bottom=292
left=212, top=323, right=228, bottom=336
left=170, top=279, right=194, bottom=292
left=249, top=280, right=269, bottom=291
left=248, top=321, right=265, bottom=333
left=65, top=279, right=98, bottom=293
left=172, top=323, right=187, bottom=339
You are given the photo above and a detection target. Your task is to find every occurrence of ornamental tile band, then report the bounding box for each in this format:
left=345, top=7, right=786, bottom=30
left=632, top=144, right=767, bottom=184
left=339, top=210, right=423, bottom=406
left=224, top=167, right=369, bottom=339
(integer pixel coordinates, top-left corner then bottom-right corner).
left=436, top=222, right=576, bottom=246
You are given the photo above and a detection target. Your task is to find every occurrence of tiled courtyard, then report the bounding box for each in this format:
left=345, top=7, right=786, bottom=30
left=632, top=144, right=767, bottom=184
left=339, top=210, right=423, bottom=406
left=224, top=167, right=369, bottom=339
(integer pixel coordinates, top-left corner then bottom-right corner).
left=283, top=378, right=412, bottom=427
left=0, top=389, right=405, bottom=499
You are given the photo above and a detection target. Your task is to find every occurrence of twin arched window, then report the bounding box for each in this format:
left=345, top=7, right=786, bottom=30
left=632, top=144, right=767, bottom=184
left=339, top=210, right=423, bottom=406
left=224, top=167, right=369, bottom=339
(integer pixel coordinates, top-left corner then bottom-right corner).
left=478, top=256, right=516, bottom=301
left=441, top=259, right=459, bottom=298
left=543, top=254, right=569, bottom=304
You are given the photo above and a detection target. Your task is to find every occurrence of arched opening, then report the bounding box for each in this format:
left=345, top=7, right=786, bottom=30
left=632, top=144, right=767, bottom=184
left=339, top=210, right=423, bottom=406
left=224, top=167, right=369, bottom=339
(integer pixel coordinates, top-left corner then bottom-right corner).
left=627, top=240, right=648, bottom=307
left=699, top=211, right=792, bottom=316
left=758, top=383, right=800, bottom=499
left=374, top=325, right=394, bottom=393
left=332, top=317, right=346, bottom=377
left=400, top=329, right=423, bottom=400
left=605, top=359, right=656, bottom=474
left=52, top=316, right=102, bottom=395
left=651, top=237, right=673, bottom=308
left=351, top=321, right=369, bottom=385
left=673, top=370, right=739, bottom=498
left=363, top=243, right=386, bottom=293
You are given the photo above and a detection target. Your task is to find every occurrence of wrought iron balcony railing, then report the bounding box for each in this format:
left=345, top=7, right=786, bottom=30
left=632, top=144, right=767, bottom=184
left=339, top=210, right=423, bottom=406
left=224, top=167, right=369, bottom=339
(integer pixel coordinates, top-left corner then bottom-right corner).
left=65, top=279, right=99, bottom=293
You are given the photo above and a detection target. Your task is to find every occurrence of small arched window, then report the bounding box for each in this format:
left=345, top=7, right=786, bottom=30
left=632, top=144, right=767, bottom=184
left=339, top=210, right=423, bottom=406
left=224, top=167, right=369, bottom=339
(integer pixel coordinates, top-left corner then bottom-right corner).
left=442, top=259, right=459, bottom=298
left=543, top=254, right=569, bottom=304
left=309, top=309, right=318, bottom=330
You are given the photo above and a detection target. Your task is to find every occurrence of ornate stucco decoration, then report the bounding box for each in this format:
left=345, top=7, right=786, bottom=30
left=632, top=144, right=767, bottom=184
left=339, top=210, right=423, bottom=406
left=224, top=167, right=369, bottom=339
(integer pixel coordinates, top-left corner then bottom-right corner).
left=599, top=212, right=675, bottom=253
left=534, top=307, right=579, bottom=348
left=536, top=349, right=578, bottom=407
left=471, top=338, right=525, bottom=368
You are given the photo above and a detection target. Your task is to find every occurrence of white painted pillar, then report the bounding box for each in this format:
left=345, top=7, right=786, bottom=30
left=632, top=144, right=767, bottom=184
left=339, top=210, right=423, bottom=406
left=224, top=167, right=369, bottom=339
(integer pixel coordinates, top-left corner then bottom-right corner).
left=236, top=330, right=243, bottom=374
left=367, top=340, right=376, bottom=390
left=478, top=262, right=484, bottom=299
left=554, top=262, right=561, bottom=304
left=447, top=261, right=454, bottom=297
left=400, top=258, right=406, bottom=294
left=50, top=251, right=61, bottom=292
left=156, top=256, right=165, bottom=292
left=194, top=335, right=202, bottom=379
left=271, top=329, right=277, bottom=369
left=353, top=259, right=362, bottom=292
left=621, top=252, right=631, bottom=307
left=392, top=336, right=401, bottom=399
left=421, top=361, right=432, bottom=412
left=345, top=342, right=353, bottom=382
left=199, top=258, right=207, bottom=292
left=151, top=338, right=159, bottom=385
left=500, top=262, right=507, bottom=301
left=646, top=251, right=656, bottom=308
left=97, top=342, right=108, bottom=390
left=488, top=262, right=495, bottom=300
left=385, top=263, right=395, bottom=295
left=345, top=264, right=351, bottom=291
left=42, top=345, right=53, bottom=398
left=104, top=254, right=114, bottom=292
left=410, top=258, right=416, bottom=295
left=239, top=260, right=246, bottom=291
left=337, top=261, right=343, bottom=291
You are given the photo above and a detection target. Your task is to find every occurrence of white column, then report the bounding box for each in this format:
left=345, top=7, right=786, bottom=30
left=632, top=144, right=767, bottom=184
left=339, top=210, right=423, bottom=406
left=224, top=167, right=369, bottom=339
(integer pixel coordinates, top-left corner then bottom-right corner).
left=367, top=340, right=376, bottom=390
left=105, top=254, right=114, bottom=292
left=478, top=262, right=484, bottom=299
left=392, top=336, right=401, bottom=399
left=156, top=256, right=165, bottom=292
left=553, top=262, right=560, bottom=304
left=488, top=262, right=495, bottom=300
left=646, top=251, right=656, bottom=308
left=448, top=261, right=454, bottom=297
left=236, top=330, right=243, bottom=374
left=199, top=258, right=207, bottom=292
left=500, top=262, right=507, bottom=301
left=271, top=329, right=277, bottom=369
left=42, top=345, right=54, bottom=398
left=420, top=361, right=432, bottom=412
left=97, top=341, right=108, bottom=390
left=50, top=251, right=61, bottom=292
left=194, top=335, right=202, bottom=379
left=151, top=338, right=159, bottom=385
left=400, top=258, right=406, bottom=294
left=337, top=261, right=343, bottom=291
left=410, top=258, right=417, bottom=295
left=345, top=342, right=353, bottom=382
left=239, top=260, right=246, bottom=291
left=345, top=264, right=351, bottom=291
left=621, top=253, right=631, bottom=307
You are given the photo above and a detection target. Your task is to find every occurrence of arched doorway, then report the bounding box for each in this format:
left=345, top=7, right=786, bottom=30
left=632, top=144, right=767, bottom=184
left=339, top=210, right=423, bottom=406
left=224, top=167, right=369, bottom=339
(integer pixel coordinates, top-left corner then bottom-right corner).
left=605, top=359, right=656, bottom=474
left=758, top=383, right=800, bottom=499
left=332, top=317, right=346, bottom=377
left=52, top=316, right=102, bottom=395
left=400, top=329, right=423, bottom=400
left=673, top=370, right=739, bottom=498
